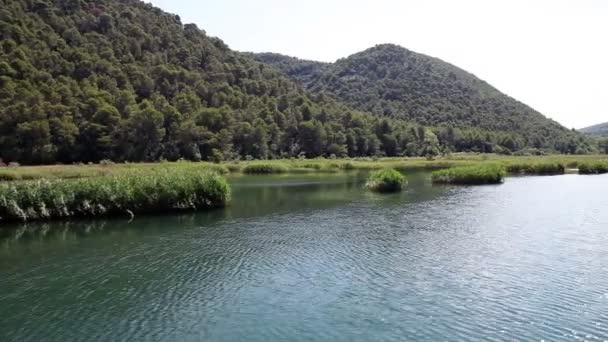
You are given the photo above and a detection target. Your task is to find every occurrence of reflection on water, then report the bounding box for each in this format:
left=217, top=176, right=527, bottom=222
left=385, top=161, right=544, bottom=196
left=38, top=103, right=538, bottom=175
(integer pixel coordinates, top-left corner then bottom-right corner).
left=1, top=173, right=608, bottom=341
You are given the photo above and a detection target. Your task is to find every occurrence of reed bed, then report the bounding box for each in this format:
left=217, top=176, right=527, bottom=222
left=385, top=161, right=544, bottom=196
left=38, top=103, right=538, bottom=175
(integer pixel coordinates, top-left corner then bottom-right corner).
left=578, top=161, right=608, bottom=175
left=366, top=169, right=407, bottom=192
left=505, top=162, right=565, bottom=175
left=0, top=170, right=230, bottom=222
left=1, top=154, right=606, bottom=182
left=432, top=164, right=506, bottom=185
left=242, top=163, right=289, bottom=174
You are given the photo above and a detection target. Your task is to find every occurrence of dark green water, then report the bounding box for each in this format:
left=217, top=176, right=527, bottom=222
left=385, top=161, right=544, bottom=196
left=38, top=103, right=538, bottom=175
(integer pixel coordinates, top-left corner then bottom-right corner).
left=1, top=172, right=608, bottom=341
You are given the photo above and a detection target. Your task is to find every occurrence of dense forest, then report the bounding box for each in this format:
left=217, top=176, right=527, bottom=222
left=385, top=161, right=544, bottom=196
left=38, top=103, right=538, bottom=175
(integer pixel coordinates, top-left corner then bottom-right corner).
left=0, top=0, right=597, bottom=164
left=254, top=46, right=595, bottom=155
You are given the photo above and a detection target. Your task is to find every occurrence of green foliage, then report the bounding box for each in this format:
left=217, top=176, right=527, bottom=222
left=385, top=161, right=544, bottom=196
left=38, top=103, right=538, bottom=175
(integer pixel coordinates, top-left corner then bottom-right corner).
left=0, top=170, right=230, bottom=222
left=0, top=1, right=594, bottom=165
left=505, top=162, right=565, bottom=175
left=580, top=122, right=608, bottom=137
left=366, top=169, right=406, bottom=192
left=598, top=138, right=608, bottom=154
left=242, top=163, right=289, bottom=174
left=578, top=162, right=608, bottom=175
left=255, top=45, right=593, bottom=155
left=0, top=0, right=456, bottom=164
left=432, top=164, right=506, bottom=185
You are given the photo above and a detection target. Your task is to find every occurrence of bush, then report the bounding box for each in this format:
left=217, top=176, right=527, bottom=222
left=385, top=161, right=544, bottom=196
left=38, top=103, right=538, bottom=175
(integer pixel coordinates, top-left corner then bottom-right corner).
left=242, top=163, right=289, bottom=174
left=578, top=161, right=608, bottom=175
left=0, top=170, right=230, bottom=222
left=366, top=169, right=406, bottom=192
left=432, top=164, right=506, bottom=185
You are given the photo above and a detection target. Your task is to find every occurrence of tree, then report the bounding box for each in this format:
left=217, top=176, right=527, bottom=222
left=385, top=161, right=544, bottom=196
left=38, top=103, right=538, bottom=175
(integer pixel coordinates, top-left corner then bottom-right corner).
left=599, top=138, right=608, bottom=154
left=298, top=120, right=326, bottom=157
left=128, top=101, right=166, bottom=160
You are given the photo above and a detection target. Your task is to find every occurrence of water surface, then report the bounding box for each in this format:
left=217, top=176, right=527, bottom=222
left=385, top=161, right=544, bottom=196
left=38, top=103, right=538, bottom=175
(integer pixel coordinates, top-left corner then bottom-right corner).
left=1, top=173, right=608, bottom=341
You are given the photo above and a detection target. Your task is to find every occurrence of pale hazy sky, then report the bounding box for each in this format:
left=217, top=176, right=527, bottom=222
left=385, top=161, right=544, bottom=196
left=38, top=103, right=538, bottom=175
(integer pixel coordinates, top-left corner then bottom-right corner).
left=149, top=0, right=607, bottom=129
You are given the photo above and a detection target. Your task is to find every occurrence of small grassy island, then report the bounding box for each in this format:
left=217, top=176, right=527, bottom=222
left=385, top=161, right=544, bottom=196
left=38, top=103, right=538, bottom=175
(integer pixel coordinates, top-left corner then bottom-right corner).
left=431, top=164, right=506, bottom=185
left=366, top=169, right=407, bottom=192
left=0, top=170, right=230, bottom=222
left=578, top=161, right=608, bottom=174
left=505, top=162, right=565, bottom=175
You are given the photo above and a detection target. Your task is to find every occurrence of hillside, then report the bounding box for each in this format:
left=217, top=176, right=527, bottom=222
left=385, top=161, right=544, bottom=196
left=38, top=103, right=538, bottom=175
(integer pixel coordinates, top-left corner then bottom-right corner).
left=0, top=1, right=593, bottom=164
left=254, top=45, right=590, bottom=154
left=1, top=0, right=434, bottom=164
left=580, top=122, right=608, bottom=137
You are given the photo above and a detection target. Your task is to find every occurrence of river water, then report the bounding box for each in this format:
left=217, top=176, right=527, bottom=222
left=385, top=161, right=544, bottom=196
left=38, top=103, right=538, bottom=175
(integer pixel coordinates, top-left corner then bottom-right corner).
left=1, top=172, right=608, bottom=341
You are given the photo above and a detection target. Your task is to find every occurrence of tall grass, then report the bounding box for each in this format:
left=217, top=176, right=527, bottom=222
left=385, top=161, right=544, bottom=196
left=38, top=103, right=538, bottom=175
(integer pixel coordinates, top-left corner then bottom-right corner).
left=578, top=161, right=608, bottom=175
left=505, top=162, right=565, bottom=175
left=242, top=163, right=289, bottom=174
left=366, top=169, right=406, bottom=192
left=432, top=164, right=506, bottom=185
left=0, top=170, right=230, bottom=222
left=1, top=154, right=606, bottom=181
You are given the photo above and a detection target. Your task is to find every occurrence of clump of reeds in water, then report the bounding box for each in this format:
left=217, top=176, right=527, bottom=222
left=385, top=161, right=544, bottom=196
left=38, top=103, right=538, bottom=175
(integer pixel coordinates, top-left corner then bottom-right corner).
left=578, top=161, right=608, bottom=175
left=242, top=163, right=289, bottom=174
left=0, top=170, right=230, bottom=222
left=432, top=164, right=506, bottom=185
left=505, top=162, right=565, bottom=175
left=366, top=169, right=406, bottom=192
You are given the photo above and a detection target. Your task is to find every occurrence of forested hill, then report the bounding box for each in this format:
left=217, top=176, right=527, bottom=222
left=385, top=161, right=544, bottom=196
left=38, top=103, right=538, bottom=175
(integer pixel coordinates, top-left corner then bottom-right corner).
left=0, top=1, right=593, bottom=164
left=1, top=0, right=416, bottom=164
left=580, top=122, right=608, bottom=137
left=253, top=45, right=590, bottom=153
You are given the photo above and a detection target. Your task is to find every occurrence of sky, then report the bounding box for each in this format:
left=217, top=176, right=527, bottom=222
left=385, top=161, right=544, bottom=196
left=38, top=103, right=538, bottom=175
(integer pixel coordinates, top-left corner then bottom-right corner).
left=148, top=0, right=607, bottom=129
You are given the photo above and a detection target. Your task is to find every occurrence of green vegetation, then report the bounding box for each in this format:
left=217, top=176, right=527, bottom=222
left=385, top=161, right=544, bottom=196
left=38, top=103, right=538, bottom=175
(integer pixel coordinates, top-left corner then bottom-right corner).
left=254, top=45, right=594, bottom=155
left=0, top=1, right=597, bottom=167
left=0, top=170, right=229, bottom=222
left=366, top=169, right=406, bottom=192
left=505, top=162, right=565, bottom=175
left=578, top=161, right=608, bottom=175
left=242, top=163, right=289, bottom=174
left=432, top=164, right=506, bottom=185
left=580, top=122, right=608, bottom=137
left=1, top=154, right=607, bottom=182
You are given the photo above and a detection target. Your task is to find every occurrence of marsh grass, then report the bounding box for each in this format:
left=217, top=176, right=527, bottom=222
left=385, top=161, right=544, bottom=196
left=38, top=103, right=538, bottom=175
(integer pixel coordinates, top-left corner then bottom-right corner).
left=578, top=161, right=608, bottom=175
left=432, top=164, right=506, bottom=185
left=505, top=162, right=565, bottom=175
left=0, top=170, right=230, bottom=222
left=366, top=169, right=406, bottom=192
left=242, top=163, right=289, bottom=174
left=1, top=154, right=606, bottom=181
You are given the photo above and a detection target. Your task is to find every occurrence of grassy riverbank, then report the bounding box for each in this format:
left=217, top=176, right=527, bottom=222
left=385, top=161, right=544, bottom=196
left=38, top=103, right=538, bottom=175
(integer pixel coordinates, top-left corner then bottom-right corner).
left=0, top=170, right=229, bottom=222
left=1, top=154, right=607, bottom=181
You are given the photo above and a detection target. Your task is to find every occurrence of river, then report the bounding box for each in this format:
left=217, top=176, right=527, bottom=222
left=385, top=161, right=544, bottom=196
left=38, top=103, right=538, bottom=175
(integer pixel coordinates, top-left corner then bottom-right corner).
left=1, top=172, right=608, bottom=341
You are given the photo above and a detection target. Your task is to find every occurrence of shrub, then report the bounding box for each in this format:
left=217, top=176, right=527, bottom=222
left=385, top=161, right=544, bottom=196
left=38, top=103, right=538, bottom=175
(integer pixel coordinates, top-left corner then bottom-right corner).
left=242, top=163, right=289, bottom=174
left=366, top=169, right=406, bottom=192
left=432, top=164, right=506, bottom=185
left=578, top=161, right=608, bottom=175
left=0, top=170, right=230, bottom=222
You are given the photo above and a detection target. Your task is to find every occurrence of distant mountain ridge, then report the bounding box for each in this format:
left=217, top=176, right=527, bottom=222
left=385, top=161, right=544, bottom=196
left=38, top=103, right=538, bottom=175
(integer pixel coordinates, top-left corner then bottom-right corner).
left=580, top=122, right=608, bottom=137
left=253, top=44, right=589, bottom=153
